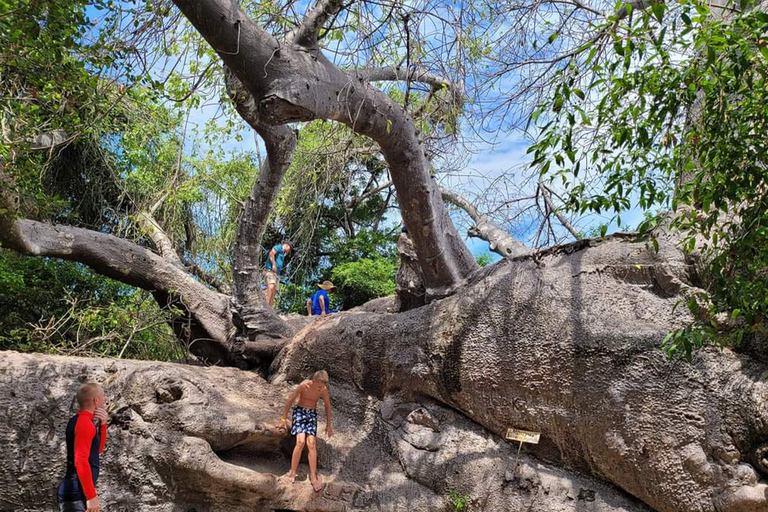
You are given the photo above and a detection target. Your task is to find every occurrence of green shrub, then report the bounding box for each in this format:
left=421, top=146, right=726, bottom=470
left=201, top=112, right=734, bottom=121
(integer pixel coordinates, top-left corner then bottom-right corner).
left=330, top=257, right=396, bottom=309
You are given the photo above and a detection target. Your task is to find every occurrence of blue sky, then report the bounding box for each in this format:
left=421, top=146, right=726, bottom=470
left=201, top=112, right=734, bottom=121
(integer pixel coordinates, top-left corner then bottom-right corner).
left=181, top=95, right=646, bottom=264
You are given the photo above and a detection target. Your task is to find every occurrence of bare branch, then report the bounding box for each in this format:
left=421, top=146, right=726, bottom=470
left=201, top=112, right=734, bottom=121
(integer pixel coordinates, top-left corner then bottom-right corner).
left=352, top=66, right=463, bottom=102
left=539, top=182, right=581, bottom=239
left=181, top=256, right=232, bottom=295
left=136, top=211, right=185, bottom=267
left=288, top=0, right=348, bottom=48
left=441, top=188, right=532, bottom=259
left=347, top=180, right=393, bottom=208
left=440, top=188, right=483, bottom=224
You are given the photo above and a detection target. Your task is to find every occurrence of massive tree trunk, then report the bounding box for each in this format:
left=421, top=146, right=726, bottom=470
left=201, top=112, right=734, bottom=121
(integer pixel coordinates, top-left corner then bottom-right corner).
left=270, top=229, right=768, bottom=512
left=4, top=228, right=768, bottom=512
left=171, top=0, right=478, bottom=299
left=4, top=2, right=767, bottom=511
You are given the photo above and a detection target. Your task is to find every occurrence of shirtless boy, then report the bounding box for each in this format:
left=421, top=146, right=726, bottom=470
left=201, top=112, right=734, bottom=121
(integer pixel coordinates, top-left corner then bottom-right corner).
left=276, top=370, right=334, bottom=492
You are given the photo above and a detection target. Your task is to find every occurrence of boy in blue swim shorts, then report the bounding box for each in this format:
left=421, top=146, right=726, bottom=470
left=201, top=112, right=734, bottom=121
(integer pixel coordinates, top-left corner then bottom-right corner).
left=277, top=370, right=334, bottom=492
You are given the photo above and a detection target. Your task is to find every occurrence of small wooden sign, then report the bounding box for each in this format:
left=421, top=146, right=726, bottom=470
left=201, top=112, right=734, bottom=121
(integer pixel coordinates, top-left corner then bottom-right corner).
left=505, top=428, right=540, bottom=444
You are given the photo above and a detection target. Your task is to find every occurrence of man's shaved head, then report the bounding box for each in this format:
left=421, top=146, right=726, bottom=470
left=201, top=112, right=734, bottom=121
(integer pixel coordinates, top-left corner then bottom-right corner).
left=77, top=383, right=104, bottom=408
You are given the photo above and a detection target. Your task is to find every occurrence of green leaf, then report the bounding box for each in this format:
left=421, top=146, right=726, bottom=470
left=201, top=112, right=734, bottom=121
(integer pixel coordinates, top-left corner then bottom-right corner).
left=651, top=1, right=665, bottom=23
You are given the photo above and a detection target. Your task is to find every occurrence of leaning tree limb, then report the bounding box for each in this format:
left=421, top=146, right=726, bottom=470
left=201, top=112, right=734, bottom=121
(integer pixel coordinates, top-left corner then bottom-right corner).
left=439, top=189, right=531, bottom=259
left=225, top=70, right=296, bottom=341
left=0, top=218, right=236, bottom=363
left=171, top=0, right=478, bottom=299
left=0, top=169, right=237, bottom=364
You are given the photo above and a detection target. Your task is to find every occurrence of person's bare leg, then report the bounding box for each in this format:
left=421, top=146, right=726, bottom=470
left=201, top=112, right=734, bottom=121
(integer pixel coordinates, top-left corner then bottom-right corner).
left=307, top=435, right=322, bottom=492
left=266, top=284, right=276, bottom=308
left=306, top=299, right=312, bottom=316
left=288, top=433, right=305, bottom=483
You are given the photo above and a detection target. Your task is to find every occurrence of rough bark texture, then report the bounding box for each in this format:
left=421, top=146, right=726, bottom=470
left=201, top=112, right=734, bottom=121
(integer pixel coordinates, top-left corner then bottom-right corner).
left=394, top=232, right=427, bottom=312
left=171, top=0, right=479, bottom=297
left=3, top=232, right=768, bottom=511
left=2, top=351, right=652, bottom=512
left=272, top=230, right=768, bottom=512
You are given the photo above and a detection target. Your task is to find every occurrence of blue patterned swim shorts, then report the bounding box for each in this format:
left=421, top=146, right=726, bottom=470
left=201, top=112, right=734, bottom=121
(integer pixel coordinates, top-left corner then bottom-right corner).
left=291, top=406, right=318, bottom=436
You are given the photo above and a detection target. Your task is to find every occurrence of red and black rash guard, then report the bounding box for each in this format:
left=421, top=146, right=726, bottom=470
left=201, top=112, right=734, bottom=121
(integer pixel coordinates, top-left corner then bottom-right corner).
left=62, top=410, right=107, bottom=500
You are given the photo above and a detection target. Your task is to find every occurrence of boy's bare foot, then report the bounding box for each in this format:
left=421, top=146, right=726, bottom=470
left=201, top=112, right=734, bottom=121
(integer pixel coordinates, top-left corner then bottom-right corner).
left=310, top=477, right=323, bottom=492
left=286, top=472, right=295, bottom=483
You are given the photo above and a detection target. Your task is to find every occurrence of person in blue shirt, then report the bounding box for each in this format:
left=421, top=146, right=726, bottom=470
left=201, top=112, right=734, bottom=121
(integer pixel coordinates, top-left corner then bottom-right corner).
left=263, top=240, right=294, bottom=308
left=306, top=281, right=336, bottom=317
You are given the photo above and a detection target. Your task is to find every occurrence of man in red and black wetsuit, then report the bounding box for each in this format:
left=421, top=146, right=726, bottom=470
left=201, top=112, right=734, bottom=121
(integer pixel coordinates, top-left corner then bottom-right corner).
left=57, top=383, right=109, bottom=512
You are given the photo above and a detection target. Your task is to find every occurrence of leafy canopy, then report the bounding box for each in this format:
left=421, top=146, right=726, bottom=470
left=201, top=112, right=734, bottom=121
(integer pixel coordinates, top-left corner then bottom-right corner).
left=530, top=0, right=768, bottom=358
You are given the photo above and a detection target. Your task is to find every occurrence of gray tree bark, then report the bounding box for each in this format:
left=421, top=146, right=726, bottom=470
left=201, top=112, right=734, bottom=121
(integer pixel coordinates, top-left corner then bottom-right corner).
left=225, top=70, right=297, bottom=342
left=4, top=228, right=767, bottom=512
left=0, top=215, right=236, bottom=364
left=441, top=188, right=532, bottom=259
left=0, top=350, right=657, bottom=512
left=272, top=228, right=768, bottom=512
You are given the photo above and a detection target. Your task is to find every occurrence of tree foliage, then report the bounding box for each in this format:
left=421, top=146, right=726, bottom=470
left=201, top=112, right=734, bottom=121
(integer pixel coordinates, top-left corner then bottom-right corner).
left=0, top=250, right=179, bottom=360
left=530, top=0, right=768, bottom=358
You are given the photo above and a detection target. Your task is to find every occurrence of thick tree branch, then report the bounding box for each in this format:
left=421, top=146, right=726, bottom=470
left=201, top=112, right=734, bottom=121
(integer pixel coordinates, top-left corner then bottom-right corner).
left=440, top=189, right=532, bottom=259
left=173, top=0, right=478, bottom=298
left=289, top=0, right=348, bottom=48
left=0, top=166, right=236, bottom=363
left=440, top=188, right=483, bottom=224
left=0, top=216, right=236, bottom=364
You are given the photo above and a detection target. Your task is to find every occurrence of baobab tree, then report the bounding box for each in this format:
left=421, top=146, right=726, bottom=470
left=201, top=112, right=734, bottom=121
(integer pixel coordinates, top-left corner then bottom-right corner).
left=2, top=0, right=768, bottom=511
